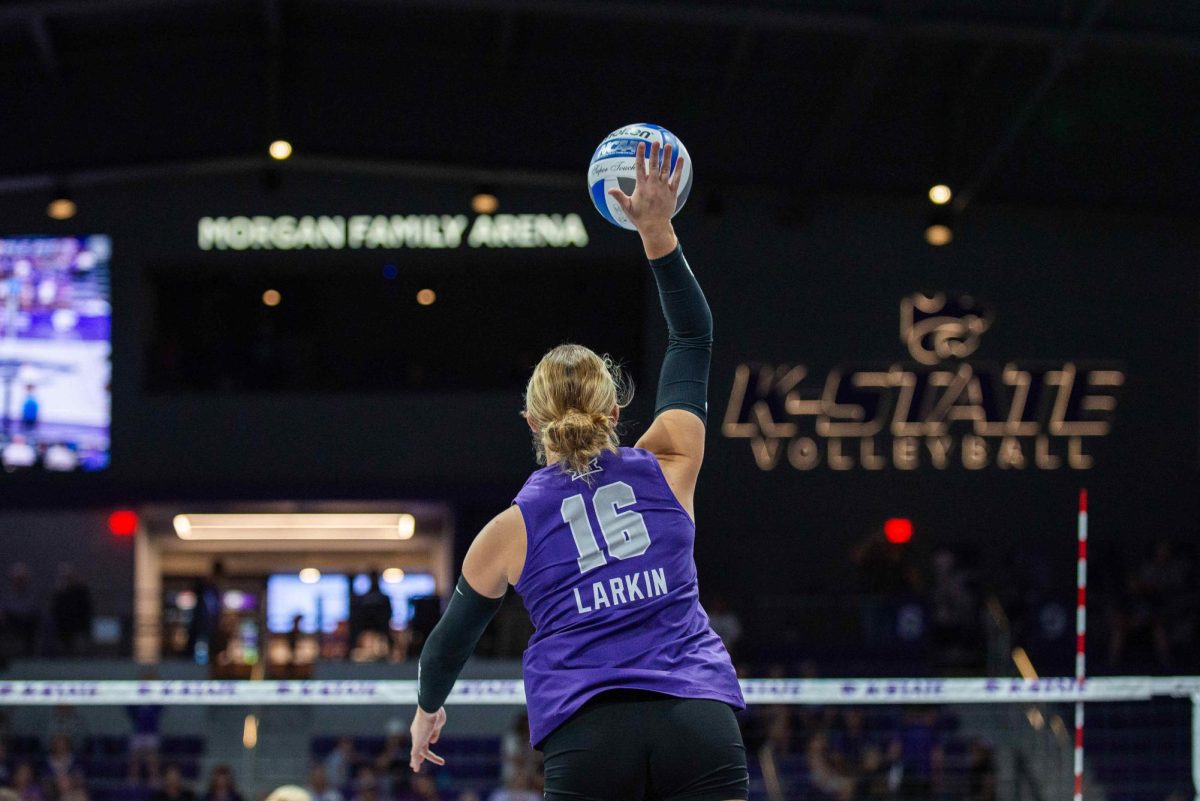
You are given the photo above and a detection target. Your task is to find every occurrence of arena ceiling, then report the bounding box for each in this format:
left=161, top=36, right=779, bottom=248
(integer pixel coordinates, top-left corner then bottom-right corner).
left=0, top=0, right=1198, bottom=215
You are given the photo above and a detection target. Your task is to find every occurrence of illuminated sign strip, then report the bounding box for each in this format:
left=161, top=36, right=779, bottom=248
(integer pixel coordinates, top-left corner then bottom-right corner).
left=722, top=292, right=1125, bottom=471
left=0, top=677, right=1194, bottom=705
left=197, top=213, right=589, bottom=251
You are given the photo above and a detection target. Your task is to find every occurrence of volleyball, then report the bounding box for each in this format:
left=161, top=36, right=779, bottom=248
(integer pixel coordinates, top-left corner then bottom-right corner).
left=588, top=123, right=693, bottom=230
left=264, top=786, right=312, bottom=801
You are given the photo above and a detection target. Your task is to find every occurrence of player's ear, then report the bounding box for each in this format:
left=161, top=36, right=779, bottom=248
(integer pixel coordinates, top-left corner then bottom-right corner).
left=526, top=416, right=539, bottom=434
left=611, top=406, right=620, bottom=424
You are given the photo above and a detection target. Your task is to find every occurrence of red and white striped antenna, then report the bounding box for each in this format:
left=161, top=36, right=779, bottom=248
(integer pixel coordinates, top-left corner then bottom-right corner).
left=1074, top=488, right=1088, bottom=801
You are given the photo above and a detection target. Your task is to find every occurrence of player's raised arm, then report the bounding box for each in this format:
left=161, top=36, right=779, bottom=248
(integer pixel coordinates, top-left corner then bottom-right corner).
left=609, top=141, right=712, bottom=516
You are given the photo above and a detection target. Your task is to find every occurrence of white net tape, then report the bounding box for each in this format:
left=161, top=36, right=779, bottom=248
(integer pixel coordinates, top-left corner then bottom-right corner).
left=0, top=675, right=1196, bottom=705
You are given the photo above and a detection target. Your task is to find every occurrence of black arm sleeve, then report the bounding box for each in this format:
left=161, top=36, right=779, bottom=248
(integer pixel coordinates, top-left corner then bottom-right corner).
left=416, top=575, right=504, bottom=713
left=649, top=243, right=713, bottom=423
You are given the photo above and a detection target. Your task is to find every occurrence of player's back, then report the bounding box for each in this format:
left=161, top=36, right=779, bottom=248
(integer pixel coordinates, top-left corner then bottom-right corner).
left=512, top=445, right=742, bottom=747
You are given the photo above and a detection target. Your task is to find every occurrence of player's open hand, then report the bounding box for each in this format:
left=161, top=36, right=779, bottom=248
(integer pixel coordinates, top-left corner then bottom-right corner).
left=607, top=140, right=685, bottom=233
left=409, top=706, right=447, bottom=772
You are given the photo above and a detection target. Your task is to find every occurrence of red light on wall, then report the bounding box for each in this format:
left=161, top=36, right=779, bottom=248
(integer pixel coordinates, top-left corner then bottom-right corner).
left=108, top=510, right=139, bottom=537
left=883, top=517, right=913, bottom=544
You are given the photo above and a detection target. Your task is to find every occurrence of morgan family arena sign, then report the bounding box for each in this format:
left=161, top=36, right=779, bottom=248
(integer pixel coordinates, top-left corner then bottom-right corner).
left=197, top=213, right=589, bottom=251
left=722, top=292, right=1125, bottom=471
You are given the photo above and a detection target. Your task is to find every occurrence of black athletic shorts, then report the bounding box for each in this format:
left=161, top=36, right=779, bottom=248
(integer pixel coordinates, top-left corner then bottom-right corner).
left=540, top=689, right=749, bottom=801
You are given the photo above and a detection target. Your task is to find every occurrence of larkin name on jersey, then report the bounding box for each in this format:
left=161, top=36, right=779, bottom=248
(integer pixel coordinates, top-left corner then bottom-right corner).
left=572, top=567, right=668, bottom=615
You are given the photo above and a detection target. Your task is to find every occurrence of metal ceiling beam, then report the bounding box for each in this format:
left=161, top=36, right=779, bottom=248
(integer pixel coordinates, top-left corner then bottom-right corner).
left=952, top=0, right=1115, bottom=212
left=0, top=154, right=581, bottom=197
left=0, top=0, right=1197, bottom=57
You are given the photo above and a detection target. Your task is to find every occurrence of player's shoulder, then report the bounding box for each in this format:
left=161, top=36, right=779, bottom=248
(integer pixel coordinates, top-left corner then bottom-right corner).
left=486, top=505, right=526, bottom=538
left=474, top=505, right=526, bottom=562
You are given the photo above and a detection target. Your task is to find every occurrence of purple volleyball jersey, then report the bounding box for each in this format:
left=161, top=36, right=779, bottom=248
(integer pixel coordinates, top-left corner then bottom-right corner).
left=512, top=446, right=744, bottom=747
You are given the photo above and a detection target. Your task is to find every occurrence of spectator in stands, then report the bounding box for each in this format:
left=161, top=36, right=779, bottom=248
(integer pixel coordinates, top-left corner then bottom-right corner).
left=1109, top=540, right=1190, bottom=669
left=47, top=707, right=88, bottom=749
left=200, top=765, right=244, bottom=801
left=1, top=787, right=20, bottom=801
left=287, top=615, right=305, bottom=666
left=49, top=565, right=92, bottom=658
left=486, top=772, right=540, bottom=801
left=1, top=563, right=40, bottom=658
left=705, top=596, right=743, bottom=659
left=893, top=708, right=944, bottom=801
left=408, top=774, right=440, bottom=801
left=126, top=691, right=164, bottom=786
left=42, top=735, right=81, bottom=786
left=374, top=720, right=409, bottom=797
left=966, top=738, right=996, bottom=801
left=0, top=738, right=12, bottom=786
left=754, top=663, right=806, bottom=757
left=52, top=769, right=88, bottom=801
left=187, top=563, right=224, bottom=662
left=348, top=766, right=380, bottom=801
left=305, top=766, right=342, bottom=801
left=929, top=549, right=980, bottom=668
left=151, top=765, right=196, bottom=801
left=20, top=386, right=39, bottom=433
left=322, top=738, right=356, bottom=789
left=806, top=732, right=855, bottom=801
left=499, top=714, right=539, bottom=787
left=829, top=708, right=889, bottom=798
left=10, top=763, right=42, bottom=801
left=852, top=530, right=922, bottom=650
left=350, top=572, right=393, bottom=661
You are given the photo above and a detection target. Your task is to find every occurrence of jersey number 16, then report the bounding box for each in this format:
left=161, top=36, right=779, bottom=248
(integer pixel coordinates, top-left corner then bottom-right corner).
left=560, top=481, right=652, bottom=575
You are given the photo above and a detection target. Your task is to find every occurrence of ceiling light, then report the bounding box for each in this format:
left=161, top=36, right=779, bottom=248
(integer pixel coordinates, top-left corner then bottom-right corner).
left=416, top=288, right=436, bottom=306
left=924, top=223, right=953, bottom=246
left=928, top=184, right=952, bottom=205
left=382, top=567, right=405, bottom=583
left=298, top=568, right=321, bottom=584
left=471, top=192, right=498, bottom=214
left=172, top=513, right=416, bottom=541
left=262, top=289, right=282, bottom=307
left=47, top=197, right=76, bottom=220
left=269, top=140, right=293, bottom=160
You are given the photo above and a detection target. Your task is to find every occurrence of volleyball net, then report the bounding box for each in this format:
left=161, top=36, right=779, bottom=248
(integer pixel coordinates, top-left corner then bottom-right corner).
left=2, top=676, right=1196, bottom=801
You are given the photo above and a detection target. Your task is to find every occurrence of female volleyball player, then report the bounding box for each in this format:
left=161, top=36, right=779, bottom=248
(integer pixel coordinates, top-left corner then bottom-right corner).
left=410, top=140, right=747, bottom=801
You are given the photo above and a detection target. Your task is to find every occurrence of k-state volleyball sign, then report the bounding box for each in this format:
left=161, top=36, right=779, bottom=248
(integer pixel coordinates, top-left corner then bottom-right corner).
left=721, top=292, right=1125, bottom=471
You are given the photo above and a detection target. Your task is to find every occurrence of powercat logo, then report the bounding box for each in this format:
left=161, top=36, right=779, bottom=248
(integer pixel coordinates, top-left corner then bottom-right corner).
left=721, top=292, right=1125, bottom=471
left=900, top=292, right=992, bottom=365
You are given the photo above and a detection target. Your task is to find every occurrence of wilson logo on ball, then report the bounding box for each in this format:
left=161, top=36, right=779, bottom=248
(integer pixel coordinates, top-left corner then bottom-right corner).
left=588, top=123, right=693, bottom=231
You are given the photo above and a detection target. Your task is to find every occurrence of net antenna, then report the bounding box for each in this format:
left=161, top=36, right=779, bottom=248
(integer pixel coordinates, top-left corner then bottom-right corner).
left=1076, top=488, right=1088, bottom=801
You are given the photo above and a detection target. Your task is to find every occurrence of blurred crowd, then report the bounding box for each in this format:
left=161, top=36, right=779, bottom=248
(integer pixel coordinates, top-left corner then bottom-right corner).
left=0, top=713, right=544, bottom=801
left=3, top=527, right=1196, bottom=677
left=740, top=660, right=996, bottom=801
left=1102, top=540, right=1198, bottom=672
left=0, top=562, right=95, bottom=663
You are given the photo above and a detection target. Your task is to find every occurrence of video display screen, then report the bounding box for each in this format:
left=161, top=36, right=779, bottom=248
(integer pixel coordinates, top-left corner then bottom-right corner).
left=351, top=571, right=437, bottom=629
left=267, top=571, right=437, bottom=634
left=0, top=235, right=111, bottom=472
left=266, top=574, right=350, bottom=635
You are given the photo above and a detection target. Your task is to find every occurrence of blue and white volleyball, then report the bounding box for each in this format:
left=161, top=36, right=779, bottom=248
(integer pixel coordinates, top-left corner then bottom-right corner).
left=588, top=124, right=693, bottom=231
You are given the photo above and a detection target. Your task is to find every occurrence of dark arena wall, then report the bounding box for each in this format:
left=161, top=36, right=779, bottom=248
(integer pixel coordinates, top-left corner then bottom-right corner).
left=0, top=170, right=1196, bottom=601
